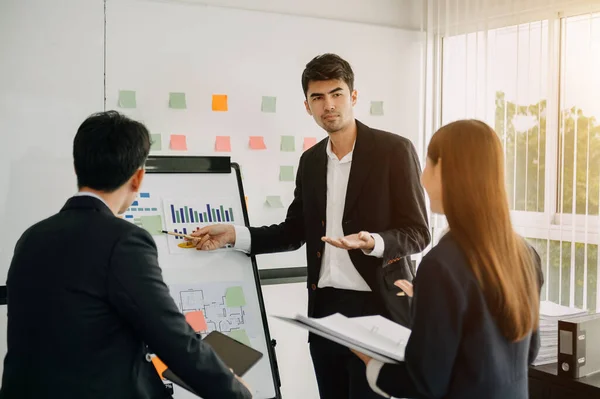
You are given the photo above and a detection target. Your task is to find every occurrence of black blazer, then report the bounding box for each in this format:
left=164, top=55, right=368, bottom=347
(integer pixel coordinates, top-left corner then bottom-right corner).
left=375, top=233, right=544, bottom=399
left=249, top=120, right=430, bottom=323
left=0, top=196, right=250, bottom=399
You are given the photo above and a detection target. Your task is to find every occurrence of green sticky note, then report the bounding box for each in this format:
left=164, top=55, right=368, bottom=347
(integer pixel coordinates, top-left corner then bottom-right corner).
left=261, top=96, right=277, bottom=113
left=228, top=329, right=251, bottom=347
left=370, top=101, right=384, bottom=116
left=225, top=286, right=246, bottom=307
left=169, top=92, right=187, bottom=109
left=140, top=215, right=163, bottom=235
left=150, top=134, right=162, bottom=151
left=119, top=90, right=136, bottom=108
left=280, top=136, right=295, bottom=152
left=280, top=165, right=294, bottom=181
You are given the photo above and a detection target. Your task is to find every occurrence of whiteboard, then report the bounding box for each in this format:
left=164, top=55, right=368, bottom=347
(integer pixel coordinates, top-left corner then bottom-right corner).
left=138, top=156, right=279, bottom=399
left=105, top=0, right=424, bottom=270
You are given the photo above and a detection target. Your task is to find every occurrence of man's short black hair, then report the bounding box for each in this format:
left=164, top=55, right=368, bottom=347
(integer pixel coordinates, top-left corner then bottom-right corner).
left=301, top=53, right=355, bottom=97
left=73, top=110, right=150, bottom=192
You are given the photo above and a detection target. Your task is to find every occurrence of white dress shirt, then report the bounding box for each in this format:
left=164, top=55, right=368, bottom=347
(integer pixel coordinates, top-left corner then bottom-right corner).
left=233, top=138, right=385, bottom=291
left=366, top=359, right=391, bottom=397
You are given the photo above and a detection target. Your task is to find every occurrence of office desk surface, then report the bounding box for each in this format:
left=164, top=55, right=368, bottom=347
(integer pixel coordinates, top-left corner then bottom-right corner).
left=529, top=363, right=600, bottom=398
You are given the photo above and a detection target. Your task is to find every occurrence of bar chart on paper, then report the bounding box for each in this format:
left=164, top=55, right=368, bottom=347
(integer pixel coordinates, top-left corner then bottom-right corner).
left=162, top=198, right=238, bottom=254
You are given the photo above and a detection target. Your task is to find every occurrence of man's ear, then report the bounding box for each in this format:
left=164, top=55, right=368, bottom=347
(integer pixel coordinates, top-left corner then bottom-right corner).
left=304, top=99, right=313, bottom=116
left=351, top=89, right=358, bottom=106
left=131, top=168, right=145, bottom=192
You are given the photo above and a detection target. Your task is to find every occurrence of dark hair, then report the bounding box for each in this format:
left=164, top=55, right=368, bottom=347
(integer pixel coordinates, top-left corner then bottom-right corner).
left=73, top=110, right=150, bottom=192
left=301, top=53, right=355, bottom=97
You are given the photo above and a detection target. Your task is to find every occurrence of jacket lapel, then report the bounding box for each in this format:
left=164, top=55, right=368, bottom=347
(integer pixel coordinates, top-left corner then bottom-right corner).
left=311, top=140, right=328, bottom=221
left=343, top=120, right=375, bottom=221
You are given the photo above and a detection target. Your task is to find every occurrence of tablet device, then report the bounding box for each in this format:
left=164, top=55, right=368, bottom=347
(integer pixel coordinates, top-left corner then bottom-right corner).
left=203, top=330, right=263, bottom=376
left=161, top=331, right=263, bottom=396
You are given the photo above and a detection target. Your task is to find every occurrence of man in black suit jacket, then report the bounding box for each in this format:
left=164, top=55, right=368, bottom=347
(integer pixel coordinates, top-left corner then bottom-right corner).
left=192, top=54, right=430, bottom=398
left=0, top=111, right=251, bottom=399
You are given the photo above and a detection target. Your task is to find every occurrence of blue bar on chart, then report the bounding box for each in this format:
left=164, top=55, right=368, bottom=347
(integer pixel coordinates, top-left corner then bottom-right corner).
left=140, top=193, right=150, bottom=198
left=125, top=215, right=134, bottom=219
left=169, top=202, right=233, bottom=224
left=206, top=204, right=213, bottom=222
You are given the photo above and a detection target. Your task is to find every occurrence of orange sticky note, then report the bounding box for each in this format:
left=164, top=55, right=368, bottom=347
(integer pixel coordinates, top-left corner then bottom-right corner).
left=151, top=356, right=168, bottom=379
left=170, top=134, right=187, bottom=151
left=212, top=94, right=228, bottom=111
left=215, top=136, right=231, bottom=152
left=249, top=136, right=267, bottom=150
left=185, top=311, right=208, bottom=332
left=304, top=137, right=317, bottom=151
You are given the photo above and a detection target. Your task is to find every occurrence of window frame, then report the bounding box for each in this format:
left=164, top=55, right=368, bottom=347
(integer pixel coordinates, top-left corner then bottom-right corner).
left=433, top=6, right=600, bottom=311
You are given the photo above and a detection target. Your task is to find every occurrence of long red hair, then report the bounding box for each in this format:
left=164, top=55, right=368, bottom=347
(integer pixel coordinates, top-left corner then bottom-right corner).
left=428, top=119, right=539, bottom=341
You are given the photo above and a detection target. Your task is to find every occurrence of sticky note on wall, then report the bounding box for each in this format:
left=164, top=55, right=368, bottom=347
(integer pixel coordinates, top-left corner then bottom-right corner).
left=212, top=94, right=228, bottom=111
left=280, top=136, right=295, bottom=152
left=249, top=136, right=266, bottom=150
left=169, top=92, right=187, bottom=109
left=303, top=137, right=317, bottom=151
left=261, top=96, right=276, bottom=113
left=118, top=90, right=136, bottom=108
left=150, top=134, right=162, bottom=151
left=370, top=101, right=384, bottom=116
left=170, top=134, right=187, bottom=151
left=215, top=136, right=231, bottom=152
left=266, top=195, right=284, bottom=208
left=279, top=166, right=295, bottom=182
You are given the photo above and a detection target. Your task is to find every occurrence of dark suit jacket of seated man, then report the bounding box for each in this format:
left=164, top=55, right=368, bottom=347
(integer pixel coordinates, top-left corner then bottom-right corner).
left=0, top=111, right=251, bottom=399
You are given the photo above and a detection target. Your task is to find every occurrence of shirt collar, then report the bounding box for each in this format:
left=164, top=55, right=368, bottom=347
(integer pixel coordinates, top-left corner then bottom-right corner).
left=74, top=191, right=110, bottom=209
left=326, top=137, right=355, bottom=164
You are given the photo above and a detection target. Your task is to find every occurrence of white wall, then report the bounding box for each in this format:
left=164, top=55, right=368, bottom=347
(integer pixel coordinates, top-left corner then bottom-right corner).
left=154, top=0, right=424, bottom=30
left=0, top=0, right=105, bottom=378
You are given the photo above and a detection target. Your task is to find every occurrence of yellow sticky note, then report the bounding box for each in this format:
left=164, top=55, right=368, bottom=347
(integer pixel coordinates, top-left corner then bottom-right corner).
left=212, top=94, right=228, bottom=111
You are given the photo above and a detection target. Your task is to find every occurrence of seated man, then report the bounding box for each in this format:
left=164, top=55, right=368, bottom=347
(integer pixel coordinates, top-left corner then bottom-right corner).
left=0, top=111, right=251, bottom=399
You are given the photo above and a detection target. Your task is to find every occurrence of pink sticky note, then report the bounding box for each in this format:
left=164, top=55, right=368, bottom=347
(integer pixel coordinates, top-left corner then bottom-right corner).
left=303, top=137, right=317, bottom=151
left=215, top=136, right=231, bottom=152
left=170, top=134, right=187, bottom=151
left=185, top=311, right=208, bottom=332
left=249, top=136, right=267, bottom=150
